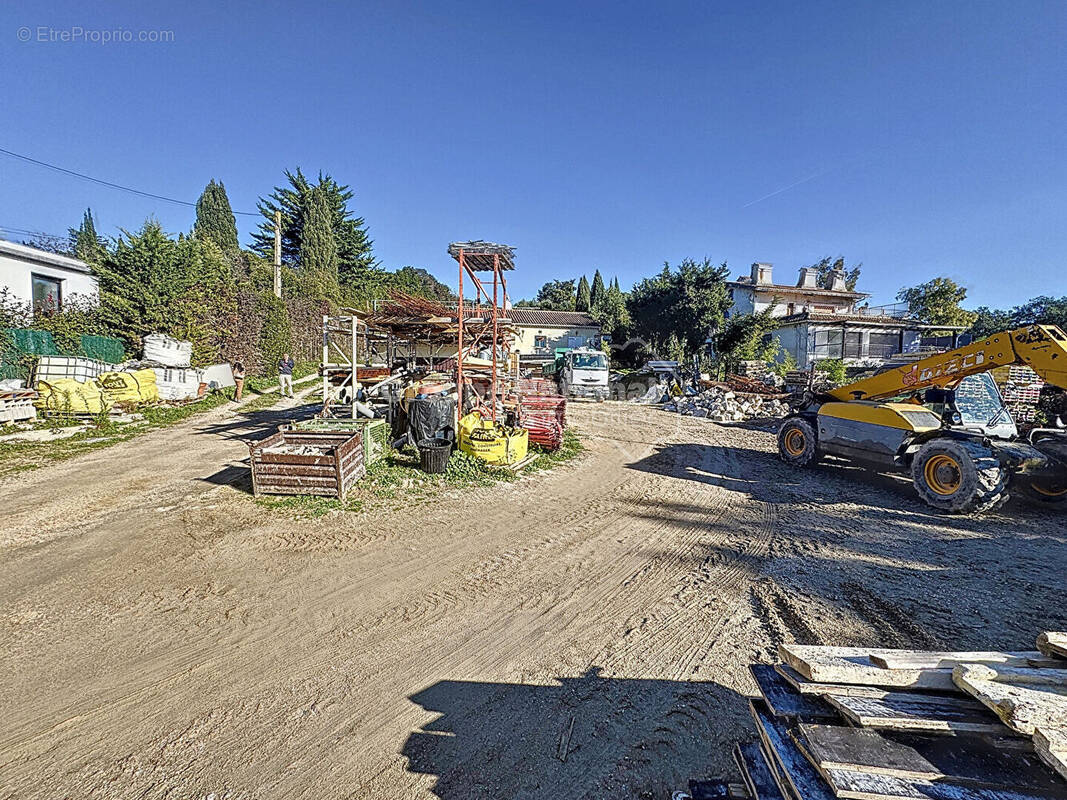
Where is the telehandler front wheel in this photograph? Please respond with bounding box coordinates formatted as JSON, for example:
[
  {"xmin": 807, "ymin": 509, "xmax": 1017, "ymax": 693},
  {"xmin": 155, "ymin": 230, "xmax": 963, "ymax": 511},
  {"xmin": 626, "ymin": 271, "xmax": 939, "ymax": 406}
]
[
  {"xmin": 911, "ymin": 439, "xmax": 1008, "ymax": 514},
  {"xmin": 778, "ymin": 418, "xmax": 820, "ymax": 467}
]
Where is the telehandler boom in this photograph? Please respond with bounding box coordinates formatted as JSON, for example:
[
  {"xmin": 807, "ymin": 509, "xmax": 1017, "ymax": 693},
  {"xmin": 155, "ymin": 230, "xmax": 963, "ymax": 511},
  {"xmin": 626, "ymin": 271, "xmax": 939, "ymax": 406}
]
[{"xmin": 777, "ymin": 325, "xmax": 1067, "ymax": 513}]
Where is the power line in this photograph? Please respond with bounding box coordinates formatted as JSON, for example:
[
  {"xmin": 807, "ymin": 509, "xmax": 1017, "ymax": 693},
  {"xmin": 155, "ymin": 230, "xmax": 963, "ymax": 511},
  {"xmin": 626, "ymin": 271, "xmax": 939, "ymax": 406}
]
[
  {"xmin": 0, "ymin": 146, "xmax": 261, "ymax": 216},
  {"xmin": 0, "ymin": 224, "xmax": 68, "ymax": 240}
]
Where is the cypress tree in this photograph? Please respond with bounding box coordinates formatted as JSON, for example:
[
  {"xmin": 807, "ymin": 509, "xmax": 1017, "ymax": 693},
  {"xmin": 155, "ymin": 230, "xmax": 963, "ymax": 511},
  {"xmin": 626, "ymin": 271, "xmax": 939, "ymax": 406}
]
[
  {"xmin": 68, "ymin": 208, "xmax": 106, "ymax": 263},
  {"xmin": 299, "ymin": 186, "xmax": 340, "ymax": 298},
  {"xmin": 590, "ymin": 269, "xmax": 606, "ymax": 310},
  {"xmin": 194, "ymin": 180, "xmax": 239, "ymax": 252},
  {"xmin": 576, "ymin": 275, "xmax": 591, "ymax": 312}
]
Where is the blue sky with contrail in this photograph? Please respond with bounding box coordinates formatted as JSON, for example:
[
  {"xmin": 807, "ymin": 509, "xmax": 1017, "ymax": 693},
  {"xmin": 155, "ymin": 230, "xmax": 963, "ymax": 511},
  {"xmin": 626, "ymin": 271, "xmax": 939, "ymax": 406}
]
[{"xmin": 1, "ymin": 0, "xmax": 1064, "ymax": 307}]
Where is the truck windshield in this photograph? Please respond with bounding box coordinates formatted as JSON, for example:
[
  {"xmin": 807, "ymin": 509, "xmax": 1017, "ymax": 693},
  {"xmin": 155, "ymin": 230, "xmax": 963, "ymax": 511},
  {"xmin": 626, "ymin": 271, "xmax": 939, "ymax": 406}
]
[{"xmin": 573, "ymin": 353, "xmax": 607, "ymax": 369}]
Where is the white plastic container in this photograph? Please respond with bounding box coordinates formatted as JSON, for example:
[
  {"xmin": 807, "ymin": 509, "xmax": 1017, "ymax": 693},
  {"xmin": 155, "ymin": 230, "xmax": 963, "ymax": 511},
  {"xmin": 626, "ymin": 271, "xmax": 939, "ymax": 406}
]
[{"xmin": 142, "ymin": 334, "xmax": 193, "ymax": 368}]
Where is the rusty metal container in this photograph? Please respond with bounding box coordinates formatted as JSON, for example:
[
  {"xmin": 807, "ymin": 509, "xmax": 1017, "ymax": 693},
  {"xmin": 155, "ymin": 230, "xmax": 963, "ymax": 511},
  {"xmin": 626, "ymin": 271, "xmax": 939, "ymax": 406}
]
[{"xmin": 248, "ymin": 429, "xmax": 364, "ymax": 499}]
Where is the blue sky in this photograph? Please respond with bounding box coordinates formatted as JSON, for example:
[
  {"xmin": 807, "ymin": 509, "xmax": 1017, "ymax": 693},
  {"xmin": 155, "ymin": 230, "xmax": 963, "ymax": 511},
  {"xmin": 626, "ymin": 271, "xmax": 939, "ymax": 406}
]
[{"xmin": 1, "ymin": 0, "xmax": 1064, "ymax": 308}]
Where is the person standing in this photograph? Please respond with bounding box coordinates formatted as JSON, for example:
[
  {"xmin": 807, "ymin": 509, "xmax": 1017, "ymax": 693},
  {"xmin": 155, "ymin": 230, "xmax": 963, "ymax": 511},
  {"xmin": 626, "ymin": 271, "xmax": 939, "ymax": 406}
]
[
  {"xmin": 278, "ymin": 352, "xmax": 295, "ymax": 397},
  {"xmin": 231, "ymin": 360, "xmax": 246, "ymax": 402}
]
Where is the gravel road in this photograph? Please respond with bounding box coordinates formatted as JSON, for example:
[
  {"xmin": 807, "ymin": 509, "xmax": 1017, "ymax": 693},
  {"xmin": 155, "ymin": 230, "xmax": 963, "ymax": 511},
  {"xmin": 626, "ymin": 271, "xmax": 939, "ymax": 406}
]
[{"xmin": 1, "ymin": 399, "xmax": 1064, "ymax": 799}]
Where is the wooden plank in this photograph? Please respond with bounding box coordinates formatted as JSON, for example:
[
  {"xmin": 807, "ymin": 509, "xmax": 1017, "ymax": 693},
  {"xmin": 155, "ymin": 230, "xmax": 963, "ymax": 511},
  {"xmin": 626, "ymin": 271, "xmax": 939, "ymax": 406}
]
[
  {"xmin": 954, "ymin": 663, "xmax": 1067, "ymax": 735},
  {"xmin": 793, "ymin": 724, "xmax": 1064, "ymax": 791},
  {"xmin": 750, "ymin": 665, "xmax": 840, "ymax": 721},
  {"xmin": 1035, "ymin": 727, "xmax": 1067, "ymax": 782},
  {"xmin": 750, "ymin": 699, "xmax": 836, "ymax": 800},
  {"xmin": 822, "ymin": 766, "xmax": 1065, "ymax": 800},
  {"xmin": 1039, "ymin": 633, "xmax": 1067, "ymax": 661},
  {"xmin": 824, "ymin": 691, "xmax": 1005, "ymax": 734},
  {"xmin": 778, "ymin": 644, "xmax": 956, "ymax": 691},
  {"xmin": 870, "ymin": 650, "xmax": 1061, "ymax": 671},
  {"xmin": 734, "ymin": 741, "xmax": 786, "ymax": 800},
  {"xmin": 952, "ymin": 664, "xmax": 1067, "ymax": 687},
  {"xmin": 775, "ymin": 663, "xmax": 889, "ymax": 698}
]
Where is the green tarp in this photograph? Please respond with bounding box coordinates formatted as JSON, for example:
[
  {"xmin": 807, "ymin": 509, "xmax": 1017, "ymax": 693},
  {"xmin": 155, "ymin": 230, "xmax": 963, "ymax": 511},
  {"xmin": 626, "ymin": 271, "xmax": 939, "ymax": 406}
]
[
  {"xmin": 0, "ymin": 328, "xmax": 125, "ymax": 381},
  {"xmin": 80, "ymin": 334, "xmax": 125, "ymax": 364},
  {"xmin": 8, "ymin": 328, "xmax": 58, "ymax": 356}
]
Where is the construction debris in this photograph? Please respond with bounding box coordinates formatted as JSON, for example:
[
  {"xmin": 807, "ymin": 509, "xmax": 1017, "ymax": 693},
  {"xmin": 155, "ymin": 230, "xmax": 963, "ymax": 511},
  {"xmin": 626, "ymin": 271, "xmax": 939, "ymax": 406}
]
[
  {"xmin": 447, "ymin": 240, "xmax": 516, "ymax": 271},
  {"xmin": 142, "ymin": 333, "xmax": 193, "ymax": 368},
  {"xmin": 0, "ymin": 386, "xmax": 37, "ymax": 424},
  {"xmin": 683, "ymin": 634, "xmax": 1067, "ymax": 799},
  {"xmin": 664, "ymin": 386, "xmax": 791, "ymax": 422}
]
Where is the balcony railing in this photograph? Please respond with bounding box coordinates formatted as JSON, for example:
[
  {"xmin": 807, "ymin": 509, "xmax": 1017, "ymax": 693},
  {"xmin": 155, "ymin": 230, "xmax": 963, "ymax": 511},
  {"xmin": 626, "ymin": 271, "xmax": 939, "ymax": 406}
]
[{"xmin": 852, "ymin": 302, "xmax": 913, "ymax": 319}]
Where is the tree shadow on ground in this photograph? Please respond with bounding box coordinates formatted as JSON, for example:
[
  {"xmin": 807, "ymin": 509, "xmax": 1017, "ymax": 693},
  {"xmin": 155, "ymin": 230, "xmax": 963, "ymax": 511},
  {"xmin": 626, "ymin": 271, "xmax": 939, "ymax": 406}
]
[
  {"xmin": 196, "ymin": 403, "xmax": 320, "ymax": 493},
  {"xmin": 621, "ymin": 442, "xmax": 1067, "ymax": 650},
  {"xmin": 626, "ymin": 441, "xmax": 1063, "ymax": 522},
  {"xmin": 402, "ymin": 669, "xmax": 749, "ymax": 800},
  {"xmin": 194, "ymin": 401, "xmax": 319, "ymax": 442}
]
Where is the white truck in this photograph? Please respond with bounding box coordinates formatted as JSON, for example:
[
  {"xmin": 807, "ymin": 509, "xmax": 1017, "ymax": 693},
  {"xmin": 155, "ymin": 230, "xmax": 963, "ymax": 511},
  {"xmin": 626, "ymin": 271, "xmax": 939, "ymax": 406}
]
[{"xmin": 545, "ymin": 347, "xmax": 609, "ymax": 401}]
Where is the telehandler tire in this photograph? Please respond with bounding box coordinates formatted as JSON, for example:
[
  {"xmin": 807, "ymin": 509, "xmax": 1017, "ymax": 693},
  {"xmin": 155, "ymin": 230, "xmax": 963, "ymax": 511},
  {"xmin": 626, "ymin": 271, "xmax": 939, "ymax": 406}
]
[
  {"xmin": 911, "ymin": 439, "xmax": 1008, "ymax": 514},
  {"xmin": 778, "ymin": 418, "xmax": 820, "ymax": 467},
  {"xmin": 1022, "ymin": 478, "xmax": 1067, "ymax": 505}
]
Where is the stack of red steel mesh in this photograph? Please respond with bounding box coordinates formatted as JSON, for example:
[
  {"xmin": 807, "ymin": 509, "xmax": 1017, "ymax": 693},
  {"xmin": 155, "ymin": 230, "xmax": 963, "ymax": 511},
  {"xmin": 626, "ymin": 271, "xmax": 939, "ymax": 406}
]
[
  {"xmin": 516, "ymin": 377, "xmax": 560, "ymax": 396},
  {"xmin": 518, "ymin": 394, "xmax": 567, "ymax": 451}
]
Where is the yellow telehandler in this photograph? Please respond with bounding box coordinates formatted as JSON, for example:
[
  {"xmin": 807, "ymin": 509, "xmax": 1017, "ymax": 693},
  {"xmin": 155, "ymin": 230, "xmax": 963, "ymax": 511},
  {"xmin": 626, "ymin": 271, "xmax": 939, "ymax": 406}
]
[{"xmin": 778, "ymin": 325, "xmax": 1067, "ymax": 513}]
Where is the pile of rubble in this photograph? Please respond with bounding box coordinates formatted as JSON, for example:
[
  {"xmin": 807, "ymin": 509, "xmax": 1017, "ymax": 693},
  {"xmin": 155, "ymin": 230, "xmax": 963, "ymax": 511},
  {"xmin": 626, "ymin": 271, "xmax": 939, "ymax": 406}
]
[{"xmin": 664, "ymin": 385, "xmax": 791, "ymax": 422}]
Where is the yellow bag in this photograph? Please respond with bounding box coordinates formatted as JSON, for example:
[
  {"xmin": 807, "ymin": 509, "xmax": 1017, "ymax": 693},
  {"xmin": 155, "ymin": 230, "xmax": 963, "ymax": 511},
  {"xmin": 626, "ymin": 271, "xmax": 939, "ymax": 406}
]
[
  {"xmin": 98, "ymin": 370, "xmax": 160, "ymax": 405},
  {"xmin": 35, "ymin": 378, "xmax": 107, "ymax": 414},
  {"xmin": 458, "ymin": 411, "xmax": 529, "ymax": 465}
]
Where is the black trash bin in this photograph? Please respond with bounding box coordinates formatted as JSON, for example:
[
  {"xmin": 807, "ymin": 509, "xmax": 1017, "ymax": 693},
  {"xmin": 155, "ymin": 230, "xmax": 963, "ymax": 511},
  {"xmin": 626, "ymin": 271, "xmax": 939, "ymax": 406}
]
[{"xmin": 417, "ymin": 438, "xmax": 452, "ymax": 474}]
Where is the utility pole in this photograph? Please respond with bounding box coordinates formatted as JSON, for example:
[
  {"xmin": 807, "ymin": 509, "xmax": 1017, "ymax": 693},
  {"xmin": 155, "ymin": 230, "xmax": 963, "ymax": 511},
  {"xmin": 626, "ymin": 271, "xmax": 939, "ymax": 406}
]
[{"xmin": 273, "ymin": 210, "xmax": 282, "ymax": 299}]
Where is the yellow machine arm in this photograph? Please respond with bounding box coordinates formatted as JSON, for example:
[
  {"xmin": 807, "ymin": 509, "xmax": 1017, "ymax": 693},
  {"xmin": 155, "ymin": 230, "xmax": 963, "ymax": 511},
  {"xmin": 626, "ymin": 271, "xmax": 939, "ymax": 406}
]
[{"xmin": 827, "ymin": 325, "xmax": 1067, "ymax": 402}]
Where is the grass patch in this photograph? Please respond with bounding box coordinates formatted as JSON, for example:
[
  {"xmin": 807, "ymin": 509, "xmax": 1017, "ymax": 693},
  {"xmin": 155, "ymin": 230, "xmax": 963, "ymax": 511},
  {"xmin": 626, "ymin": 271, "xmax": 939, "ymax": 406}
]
[
  {"xmin": 256, "ymin": 427, "xmax": 586, "ymax": 518},
  {"xmin": 0, "ymin": 425, "xmax": 147, "ymax": 477},
  {"xmin": 0, "ymin": 362, "xmax": 318, "ymax": 478},
  {"xmin": 528, "ymin": 427, "xmax": 584, "ymax": 470}
]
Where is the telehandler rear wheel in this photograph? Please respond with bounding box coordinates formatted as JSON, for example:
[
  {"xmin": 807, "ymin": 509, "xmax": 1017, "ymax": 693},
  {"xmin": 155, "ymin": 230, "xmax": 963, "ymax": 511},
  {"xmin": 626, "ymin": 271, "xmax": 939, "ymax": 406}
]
[
  {"xmin": 778, "ymin": 418, "xmax": 819, "ymax": 467},
  {"xmin": 911, "ymin": 439, "xmax": 1008, "ymax": 514}
]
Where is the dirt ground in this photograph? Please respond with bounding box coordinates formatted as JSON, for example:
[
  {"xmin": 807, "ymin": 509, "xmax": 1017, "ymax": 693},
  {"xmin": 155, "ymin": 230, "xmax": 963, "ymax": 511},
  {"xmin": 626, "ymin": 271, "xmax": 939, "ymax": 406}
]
[{"xmin": 1, "ymin": 398, "xmax": 1065, "ymax": 799}]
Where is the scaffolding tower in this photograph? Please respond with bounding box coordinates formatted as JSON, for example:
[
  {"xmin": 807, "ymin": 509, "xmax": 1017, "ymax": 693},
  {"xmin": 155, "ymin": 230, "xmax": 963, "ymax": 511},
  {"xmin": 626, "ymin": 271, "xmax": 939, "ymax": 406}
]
[{"xmin": 449, "ymin": 241, "xmax": 515, "ymax": 420}]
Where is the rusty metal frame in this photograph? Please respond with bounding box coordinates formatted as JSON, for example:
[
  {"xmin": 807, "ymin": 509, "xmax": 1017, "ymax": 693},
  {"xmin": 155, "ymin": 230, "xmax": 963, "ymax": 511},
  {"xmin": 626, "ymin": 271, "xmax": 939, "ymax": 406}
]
[{"xmin": 454, "ymin": 245, "xmax": 512, "ymax": 420}]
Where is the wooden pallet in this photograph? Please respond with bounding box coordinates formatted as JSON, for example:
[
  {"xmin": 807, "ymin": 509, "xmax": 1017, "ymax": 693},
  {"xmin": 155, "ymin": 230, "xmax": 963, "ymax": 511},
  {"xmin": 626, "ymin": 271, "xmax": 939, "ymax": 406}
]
[{"xmin": 684, "ymin": 636, "xmax": 1067, "ymax": 799}]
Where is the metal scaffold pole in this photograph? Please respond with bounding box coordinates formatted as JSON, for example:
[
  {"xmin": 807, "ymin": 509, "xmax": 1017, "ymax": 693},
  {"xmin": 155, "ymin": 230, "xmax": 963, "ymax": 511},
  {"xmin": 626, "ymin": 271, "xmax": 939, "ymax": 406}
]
[{"xmin": 457, "ymin": 248, "xmax": 465, "ymax": 416}]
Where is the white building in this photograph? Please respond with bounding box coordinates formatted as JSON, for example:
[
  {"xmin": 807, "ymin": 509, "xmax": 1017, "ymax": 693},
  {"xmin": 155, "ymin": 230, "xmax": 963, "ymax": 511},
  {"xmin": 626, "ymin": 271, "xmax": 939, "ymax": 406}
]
[
  {"xmin": 727, "ymin": 262, "xmax": 960, "ymax": 368},
  {"xmin": 0, "ymin": 240, "xmax": 98, "ymax": 313},
  {"xmin": 509, "ymin": 308, "xmax": 601, "ymax": 366}
]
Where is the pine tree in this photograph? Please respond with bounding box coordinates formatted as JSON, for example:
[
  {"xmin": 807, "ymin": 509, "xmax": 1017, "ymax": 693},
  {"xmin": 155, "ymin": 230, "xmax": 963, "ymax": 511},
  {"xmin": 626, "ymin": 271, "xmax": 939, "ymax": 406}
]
[
  {"xmin": 590, "ymin": 270, "xmax": 606, "ymax": 310},
  {"xmin": 251, "ymin": 168, "xmax": 376, "ymax": 285},
  {"xmin": 68, "ymin": 209, "xmax": 106, "ymax": 263},
  {"xmin": 576, "ymin": 275, "xmax": 591, "ymax": 312},
  {"xmin": 612, "ymin": 276, "xmax": 620, "ymax": 292},
  {"xmin": 299, "ymin": 186, "xmax": 340, "ymax": 299},
  {"xmin": 194, "ymin": 180, "xmax": 239, "ymax": 252}
]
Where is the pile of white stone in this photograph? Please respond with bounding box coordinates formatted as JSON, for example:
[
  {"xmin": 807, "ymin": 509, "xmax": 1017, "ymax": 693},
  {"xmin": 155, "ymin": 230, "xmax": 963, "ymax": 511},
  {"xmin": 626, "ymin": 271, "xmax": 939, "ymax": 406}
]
[{"xmin": 663, "ymin": 386, "xmax": 791, "ymax": 422}]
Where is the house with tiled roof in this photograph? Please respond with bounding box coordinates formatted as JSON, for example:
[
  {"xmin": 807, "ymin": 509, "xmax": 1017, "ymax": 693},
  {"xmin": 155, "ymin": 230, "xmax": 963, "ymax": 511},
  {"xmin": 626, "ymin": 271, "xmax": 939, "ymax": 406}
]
[
  {"xmin": 509, "ymin": 307, "xmax": 601, "ymax": 366},
  {"xmin": 727, "ymin": 262, "xmax": 965, "ymax": 368}
]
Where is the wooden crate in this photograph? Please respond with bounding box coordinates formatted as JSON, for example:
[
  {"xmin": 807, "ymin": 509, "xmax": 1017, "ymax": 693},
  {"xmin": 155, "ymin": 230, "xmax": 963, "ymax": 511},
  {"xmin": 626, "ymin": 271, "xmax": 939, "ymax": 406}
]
[
  {"xmin": 249, "ymin": 430, "xmax": 364, "ymax": 500},
  {"xmin": 281, "ymin": 418, "xmax": 389, "ymax": 465}
]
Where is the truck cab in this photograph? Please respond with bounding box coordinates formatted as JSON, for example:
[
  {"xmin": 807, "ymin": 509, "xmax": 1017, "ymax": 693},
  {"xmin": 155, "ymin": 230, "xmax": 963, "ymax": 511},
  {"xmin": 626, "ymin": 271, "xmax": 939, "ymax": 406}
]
[{"xmin": 545, "ymin": 347, "xmax": 609, "ymax": 401}]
